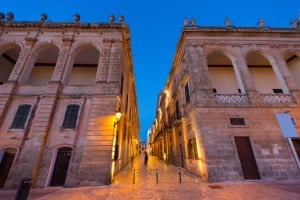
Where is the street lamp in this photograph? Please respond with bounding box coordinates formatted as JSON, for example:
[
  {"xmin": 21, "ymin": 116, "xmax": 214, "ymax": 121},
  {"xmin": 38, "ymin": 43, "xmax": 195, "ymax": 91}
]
[
  {"xmin": 113, "ymin": 109, "xmax": 121, "ymax": 161},
  {"xmin": 115, "ymin": 109, "xmax": 121, "ymax": 122}
]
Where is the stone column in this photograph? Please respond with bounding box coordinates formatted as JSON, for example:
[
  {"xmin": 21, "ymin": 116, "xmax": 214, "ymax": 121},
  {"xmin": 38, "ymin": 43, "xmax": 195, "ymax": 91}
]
[
  {"xmin": 51, "ymin": 39, "xmax": 73, "ymax": 83},
  {"xmin": 0, "ymin": 41, "xmax": 34, "ymax": 128},
  {"xmin": 107, "ymin": 40, "xmax": 122, "ymax": 83},
  {"xmin": 95, "ymin": 39, "xmax": 111, "ymax": 83},
  {"xmin": 231, "ymin": 47, "xmax": 262, "ymax": 105},
  {"xmin": 10, "ymin": 94, "xmax": 59, "ymax": 187},
  {"xmin": 185, "ymin": 44, "xmax": 214, "ymax": 106},
  {"xmin": 77, "ymin": 97, "xmax": 117, "ymax": 186}
]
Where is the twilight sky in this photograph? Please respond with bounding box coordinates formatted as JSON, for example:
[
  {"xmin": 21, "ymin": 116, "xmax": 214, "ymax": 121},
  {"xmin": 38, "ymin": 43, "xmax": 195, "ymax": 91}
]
[{"xmin": 1, "ymin": 0, "xmax": 299, "ymax": 141}]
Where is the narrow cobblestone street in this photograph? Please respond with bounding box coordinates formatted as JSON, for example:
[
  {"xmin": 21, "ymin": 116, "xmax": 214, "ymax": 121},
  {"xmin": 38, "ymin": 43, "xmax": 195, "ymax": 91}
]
[{"xmin": 1, "ymin": 155, "xmax": 300, "ymax": 200}]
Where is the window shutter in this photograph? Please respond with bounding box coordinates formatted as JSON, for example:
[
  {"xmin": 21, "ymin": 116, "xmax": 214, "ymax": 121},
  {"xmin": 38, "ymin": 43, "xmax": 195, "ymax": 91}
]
[
  {"xmin": 11, "ymin": 104, "xmax": 31, "ymax": 129},
  {"xmin": 62, "ymin": 104, "xmax": 80, "ymax": 129}
]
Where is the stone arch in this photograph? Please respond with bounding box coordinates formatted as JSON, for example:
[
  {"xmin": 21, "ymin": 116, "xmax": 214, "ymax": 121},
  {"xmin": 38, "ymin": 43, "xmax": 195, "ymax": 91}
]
[
  {"xmin": 206, "ymin": 48, "xmax": 241, "ymax": 94},
  {"xmin": 246, "ymin": 50, "xmax": 287, "ymax": 94},
  {"xmin": 0, "ymin": 42, "xmax": 22, "ymax": 84},
  {"xmin": 65, "ymin": 43, "xmax": 100, "ymax": 85},
  {"xmin": 283, "ymin": 49, "xmax": 300, "ymax": 90},
  {"xmin": 19, "ymin": 43, "xmax": 60, "ymax": 85}
]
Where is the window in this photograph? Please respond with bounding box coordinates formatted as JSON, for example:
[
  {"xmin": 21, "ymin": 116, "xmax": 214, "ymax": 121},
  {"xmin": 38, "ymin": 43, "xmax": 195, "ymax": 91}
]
[
  {"xmin": 238, "ymin": 89, "xmax": 241, "ymax": 93},
  {"xmin": 212, "ymin": 88, "xmax": 217, "ymax": 93},
  {"xmin": 273, "ymin": 88, "xmax": 283, "ymax": 94},
  {"xmin": 10, "ymin": 104, "xmax": 31, "ymax": 129},
  {"xmin": 185, "ymin": 83, "xmax": 191, "ymax": 103},
  {"xmin": 188, "ymin": 138, "xmax": 199, "ymax": 159},
  {"xmin": 229, "ymin": 117, "xmax": 246, "ymax": 126},
  {"xmin": 62, "ymin": 104, "xmax": 80, "ymax": 129}
]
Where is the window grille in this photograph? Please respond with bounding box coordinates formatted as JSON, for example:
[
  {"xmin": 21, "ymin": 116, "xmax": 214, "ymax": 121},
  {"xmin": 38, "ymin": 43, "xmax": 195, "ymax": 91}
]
[{"xmin": 229, "ymin": 118, "xmax": 246, "ymax": 126}]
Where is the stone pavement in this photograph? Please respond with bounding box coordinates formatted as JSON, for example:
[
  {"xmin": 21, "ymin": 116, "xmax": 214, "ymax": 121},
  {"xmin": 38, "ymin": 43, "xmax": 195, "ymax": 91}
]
[{"xmin": 1, "ymin": 155, "xmax": 300, "ymax": 200}]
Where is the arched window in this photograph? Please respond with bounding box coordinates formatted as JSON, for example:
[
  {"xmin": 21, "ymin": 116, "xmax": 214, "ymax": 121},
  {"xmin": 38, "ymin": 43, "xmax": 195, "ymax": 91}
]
[
  {"xmin": 27, "ymin": 45, "xmax": 59, "ymax": 86},
  {"xmin": 67, "ymin": 46, "xmax": 99, "ymax": 85},
  {"xmin": 247, "ymin": 52, "xmax": 281, "ymax": 94},
  {"xmin": 207, "ymin": 52, "xmax": 240, "ymax": 94}
]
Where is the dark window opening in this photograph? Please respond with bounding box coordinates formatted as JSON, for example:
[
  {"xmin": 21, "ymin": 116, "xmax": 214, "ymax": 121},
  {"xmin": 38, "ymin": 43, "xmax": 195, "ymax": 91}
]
[
  {"xmin": 272, "ymin": 89, "xmax": 283, "ymax": 94},
  {"xmin": 188, "ymin": 138, "xmax": 199, "ymax": 159},
  {"xmin": 229, "ymin": 117, "xmax": 246, "ymax": 126},
  {"xmin": 10, "ymin": 104, "xmax": 31, "ymax": 129},
  {"xmin": 185, "ymin": 83, "xmax": 191, "ymax": 103},
  {"xmin": 120, "ymin": 74, "xmax": 124, "ymax": 97},
  {"xmin": 213, "ymin": 88, "xmax": 217, "ymax": 93},
  {"xmin": 62, "ymin": 104, "xmax": 80, "ymax": 129},
  {"xmin": 238, "ymin": 89, "xmax": 241, "ymax": 93}
]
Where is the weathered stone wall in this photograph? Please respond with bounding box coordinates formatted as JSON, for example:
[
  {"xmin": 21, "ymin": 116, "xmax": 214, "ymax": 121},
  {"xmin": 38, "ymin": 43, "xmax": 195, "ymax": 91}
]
[{"xmin": 0, "ymin": 21, "xmax": 139, "ymax": 189}]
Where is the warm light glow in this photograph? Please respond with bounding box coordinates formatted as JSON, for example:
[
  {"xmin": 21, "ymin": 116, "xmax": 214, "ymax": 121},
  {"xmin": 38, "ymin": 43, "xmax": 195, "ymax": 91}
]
[
  {"xmin": 111, "ymin": 161, "xmax": 116, "ymax": 180},
  {"xmin": 116, "ymin": 110, "xmax": 121, "ymax": 121}
]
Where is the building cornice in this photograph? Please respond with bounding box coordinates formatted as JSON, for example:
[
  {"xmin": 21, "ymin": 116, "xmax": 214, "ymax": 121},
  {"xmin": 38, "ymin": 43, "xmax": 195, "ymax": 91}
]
[{"xmin": 0, "ymin": 21, "xmax": 128, "ymax": 30}]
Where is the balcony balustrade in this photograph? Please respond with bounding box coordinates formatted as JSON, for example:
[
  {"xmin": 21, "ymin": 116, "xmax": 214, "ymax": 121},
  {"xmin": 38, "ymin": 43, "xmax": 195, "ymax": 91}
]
[
  {"xmin": 215, "ymin": 93, "xmax": 250, "ymax": 105},
  {"xmin": 261, "ymin": 93, "xmax": 292, "ymax": 104}
]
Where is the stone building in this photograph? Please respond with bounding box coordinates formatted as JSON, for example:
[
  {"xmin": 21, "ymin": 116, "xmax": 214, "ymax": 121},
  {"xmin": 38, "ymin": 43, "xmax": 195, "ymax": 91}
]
[
  {"xmin": 149, "ymin": 18, "xmax": 300, "ymax": 182},
  {"xmin": 0, "ymin": 14, "xmax": 139, "ymax": 188}
]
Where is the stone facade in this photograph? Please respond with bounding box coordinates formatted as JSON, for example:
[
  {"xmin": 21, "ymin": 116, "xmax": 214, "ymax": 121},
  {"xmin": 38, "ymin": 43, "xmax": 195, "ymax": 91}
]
[
  {"xmin": 149, "ymin": 23, "xmax": 300, "ymax": 182},
  {"xmin": 0, "ymin": 19, "xmax": 139, "ymax": 188}
]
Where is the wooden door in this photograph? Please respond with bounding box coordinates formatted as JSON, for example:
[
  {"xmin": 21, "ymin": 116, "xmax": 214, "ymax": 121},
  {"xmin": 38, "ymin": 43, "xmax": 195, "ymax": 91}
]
[
  {"xmin": 50, "ymin": 147, "xmax": 72, "ymax": 186},
  {"xmin": 234, "ymin": 137, "xmax": 260, "ymax": 180},
  {"xmin": 0, "ymin": 148, "xmax": 16, "ymax": 188}
]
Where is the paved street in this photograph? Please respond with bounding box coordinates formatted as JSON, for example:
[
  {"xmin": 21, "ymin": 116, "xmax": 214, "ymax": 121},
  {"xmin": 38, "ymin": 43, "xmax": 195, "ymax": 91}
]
[{"xmin": 1, "ymin": 155, "xmax": 300, "ymax": 200}]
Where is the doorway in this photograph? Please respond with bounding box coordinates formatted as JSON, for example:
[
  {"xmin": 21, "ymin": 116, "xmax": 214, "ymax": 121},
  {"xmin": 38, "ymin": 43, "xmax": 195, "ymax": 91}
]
[
  {"xmin": 234, "ymin": 137, "xmax": 260, "ymax": 180},
  {"xmin": 292, "ymin": 138, "xmax": 300, "ymax": 160},
  {"xmin": 179, "ymin": 144, "xmax": 184, "ymax": 168},
  {"xmin": 50, "ymin": 147, "xmax": 72, "ymax": 186},
  {"xmin": 0, "ymin": 148, "xmax": 17, "ymax": 188}
]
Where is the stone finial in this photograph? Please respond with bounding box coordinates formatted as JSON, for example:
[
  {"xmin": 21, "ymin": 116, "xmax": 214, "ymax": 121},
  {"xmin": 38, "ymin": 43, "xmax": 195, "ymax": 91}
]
[
  {"xmin": 190, "ymin": 18, "xmax": 196, "ymax": 25},
  {"xmin": 40, "ymin": 13, "xmax": 47, "ymax": 22},
  {"xmin": 6, "ymin": 12, "xmax": 14, "ymax": 21},
  {"xmin": 290, "ymin": 19, "xmax": 297, "ymax": 28},
  {"xmin": 257, "ymin": 18, "xmax": 265, "ymax": 27},
  {"xmin": 109, "ymin": 14, "xmax": 115, "ymax": 22},
  {"xmin": 224, "ymin": 17, "xmax": 230, "ymax": 26},
  {"xmin": 183, "ymin": 17, "xmax": 188, "ymax": 26},
  {"xmin": 0, "ymin": 12, "xmax": 4, "ymax": 21},
  {"xmin": 118, "ymin": 15, "xmax": 124, "ymax": 23},
  {"xmin": 290, "ymin": 15, "xmax": 300, "ymax": 28},
  {"xmin": 73, "ymin": 13, "xmax": 80, "ymax": 23}
]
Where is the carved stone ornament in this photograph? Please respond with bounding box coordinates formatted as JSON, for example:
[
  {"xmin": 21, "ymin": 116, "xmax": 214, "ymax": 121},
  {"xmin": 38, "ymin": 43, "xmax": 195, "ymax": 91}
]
[{"xmin": 25, "ymin": 37, "xmax": 37, "ymax": 44}]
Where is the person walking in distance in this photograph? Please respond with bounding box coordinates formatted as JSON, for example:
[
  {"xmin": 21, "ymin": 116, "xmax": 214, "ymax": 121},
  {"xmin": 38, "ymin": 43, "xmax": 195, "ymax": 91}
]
[{"xmin": 144, "ymin": 151, "xmax": 148, "ymax": 165}]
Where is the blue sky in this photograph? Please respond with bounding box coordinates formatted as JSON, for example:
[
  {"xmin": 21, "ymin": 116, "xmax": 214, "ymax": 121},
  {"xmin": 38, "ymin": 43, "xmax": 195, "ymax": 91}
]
[{"xmin": 2, "ymin": 0, "xmax": 299, "ymax": 141}]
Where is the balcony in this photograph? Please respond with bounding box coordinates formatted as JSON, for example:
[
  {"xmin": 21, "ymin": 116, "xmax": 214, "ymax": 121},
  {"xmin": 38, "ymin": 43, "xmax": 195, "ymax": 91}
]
[
  {"xmin": 170, "ymin": 111, "xmax": 182, "ymax": 126},
  {"xmin": 163, "ymin": 122, "xmax": 172, "ymax": 131}
]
